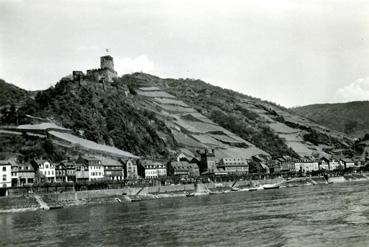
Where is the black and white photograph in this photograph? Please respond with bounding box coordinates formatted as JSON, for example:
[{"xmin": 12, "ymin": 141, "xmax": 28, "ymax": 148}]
[{"xmin": 1, "ymin": 0, "xmax": 369, "ymax": 246}]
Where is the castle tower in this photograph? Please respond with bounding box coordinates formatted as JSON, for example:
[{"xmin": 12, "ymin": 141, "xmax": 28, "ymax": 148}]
[{"xmin": 100, "ymin": 55, "xmax": 114, "ymax": 71}]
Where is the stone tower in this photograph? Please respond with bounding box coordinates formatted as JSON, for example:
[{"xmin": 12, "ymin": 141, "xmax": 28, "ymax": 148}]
[{"xmin": 100, "ymin": 55, "xmax": 114, "ymax": 71}]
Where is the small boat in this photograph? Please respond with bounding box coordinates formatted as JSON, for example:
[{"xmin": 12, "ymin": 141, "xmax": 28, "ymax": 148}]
[
  {"xmin": 49, "ymin": 206, "xmax": 63, "ymax": 210},
  {"xmin": 186, "ymin": 191, "xmax": 210, "ymax": 197},
  {"xmin": 231, "ymin": 187, "xmax": 240, "ymax": 192},
  {"xmin": 248, "ymin": 187, "xmax": 258, "ymax": 191},
  {"xmin": 186, "ymin": 193, "xmax": 195, "ymax": 197},
  {"xmin": 263, "ymin": 184, "xmax": 280, "ymax": 190}
]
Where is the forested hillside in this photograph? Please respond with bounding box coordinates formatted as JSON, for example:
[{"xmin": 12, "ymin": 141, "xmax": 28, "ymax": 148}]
[{"xmin": 292, "ymin": 102, "xmax": 369, "ymax": 138}]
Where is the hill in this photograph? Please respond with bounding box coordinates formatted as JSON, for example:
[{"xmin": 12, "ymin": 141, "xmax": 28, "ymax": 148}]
[
  {"xmin": 125, "ymin": 73, "xmax": 353, "ymax": 158},
  {"xmin": 0, "ymin": 74, "xmax": 354, "ymax": 160},
  {"xmin": 0, "ymin": 79, "xmax": 29, "ymax": 107},
  {"xmin": 291, "ymin": 102, "xmax": 369, "ymax": 138}
]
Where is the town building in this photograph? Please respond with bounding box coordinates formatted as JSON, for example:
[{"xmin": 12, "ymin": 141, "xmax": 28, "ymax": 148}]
[
  {"xmin": 17, "ymin": 163, "xmax": 35, "ymax": 186},
  {"xmin": 198, "ymin": 149, "xmax": 217, "ymax": 174},
  {"xmin": 251, "ymin": 155, "xmax": 270, "ymax": 174},
  {"xmin": 75, "ymin": 163, "xmax": 89, "ymax": 182},
  {"xmin": 55, "ymin": 163, "xmax": 67, "ymax": 182},
  {"xmin": 329, "ymin": 159, "xmax": 343, "ymax": 170},
  {"xmin": 55, "ymin": 161, "xmax": 76, "ymax": 183},
  {"xmin": 340, "ymin": 159, "xmax": 356, "ymax": 169},
  {"xmin": 319, "ymin": 157, "xmax": 330, "ymax": 171},
  {"xmin": 64, "ymin": 161, "xmax": 77, "ymax": 182},
  {"xmin": 138, "ymin": 160, "xmax": 167, "ymax": 179},
  {"xmin": 217, "ymin": 157, "xmax": 249, "ymax": 175},
  {"xmin": 294, "ymin": 160, "xmax": 319, "ymax": 173},
  {"xmin": 122, "ymin": 159, "xmax": 138, "ymax": 179},
  {"xmin": 10, "ymin": 160, "xmax": 19, "ymax": 187},
  {"xmin": 32, "ymin": 159, "xmax": 56, "ymax": 183},
  {"xmin": 0, "ymin": 160, "xmax": 12, "ymax": 188},
  {"xmin": 100, "ymin": 157, "xmax": 124, "ymax": 181},
  {"xmin": 77, "ymin": 156, "xmax": 104, "ymax": 181},
  {"xmin": 267, "ymin": 160, "xmax": 281, "ymax": 174},
  {"xmin": 167, "ymin": 161, "xmax": 200, "ymax": 178}
]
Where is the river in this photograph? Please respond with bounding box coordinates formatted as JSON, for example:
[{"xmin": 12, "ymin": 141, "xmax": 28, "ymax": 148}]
[{"xmin": 1, "ymin": 180, "xmax": 369, "ymax": 246}]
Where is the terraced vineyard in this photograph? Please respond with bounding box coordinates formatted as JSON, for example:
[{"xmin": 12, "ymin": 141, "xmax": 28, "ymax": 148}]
[{"xmin": 134, "ymin": 85, "xmax": 267, "ymax": 159}]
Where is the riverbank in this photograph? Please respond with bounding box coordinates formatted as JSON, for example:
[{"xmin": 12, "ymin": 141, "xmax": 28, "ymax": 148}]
[{"xmin": 1, "ymin": 174, "xmax": 368, "ymax": 213}]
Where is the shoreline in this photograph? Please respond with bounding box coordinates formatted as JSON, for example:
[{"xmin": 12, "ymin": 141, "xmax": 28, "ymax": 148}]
[{"xmin": 1, "ymin": 174, "xmax": 368, "ymax": 213}]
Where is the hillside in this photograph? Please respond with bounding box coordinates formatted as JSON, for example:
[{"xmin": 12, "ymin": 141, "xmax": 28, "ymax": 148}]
[
  {"xmin": 0, "ymin": 79, "xmax": 29, "ymax": 107},
  {"xmin": 120, "ymin": 73, "xmax": 353, "ymax": 158},
  {"xmin": 292, "ymin": 102, "xmax": 369, "ymax": 138},
  {"xmin": 0, "ymin": 74, "xmax": 354, "ymax": 160}
]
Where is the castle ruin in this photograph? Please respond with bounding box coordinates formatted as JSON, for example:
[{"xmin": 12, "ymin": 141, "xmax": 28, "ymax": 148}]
[{"xmin": 73, "ymin": 55, "xmax": 118, "ymax": 83}]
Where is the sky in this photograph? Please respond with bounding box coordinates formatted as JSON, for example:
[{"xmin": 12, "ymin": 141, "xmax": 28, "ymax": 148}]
[{"xmin": 0, "ymin": 0, "xmax": 369, "ymax": 107}]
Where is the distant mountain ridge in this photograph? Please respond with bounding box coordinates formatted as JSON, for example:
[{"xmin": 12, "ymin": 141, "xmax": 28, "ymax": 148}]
[{"xmin": 291, "ymin": 101, "xmax": 369, "ymax": 138}]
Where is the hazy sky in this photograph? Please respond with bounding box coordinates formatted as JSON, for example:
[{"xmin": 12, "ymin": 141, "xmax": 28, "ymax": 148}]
[{"xmin": 1, "ymin": 0, "xmax": 369, "ymax": 107}]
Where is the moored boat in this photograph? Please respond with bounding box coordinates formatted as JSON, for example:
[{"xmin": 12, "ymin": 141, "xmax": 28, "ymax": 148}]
[{"xmin": 262, "ymin": 184, "xmax": 280, "ymax": 190}]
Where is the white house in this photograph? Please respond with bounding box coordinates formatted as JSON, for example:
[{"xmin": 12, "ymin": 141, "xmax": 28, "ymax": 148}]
[
  {"xmin": 340, "ymin": 159, "xmax": 356, "ymax": 169},
  {"xmin": 294, "ymin": 160, "xmax": 319, "ymax": 173},
  {"xmin": 89, "ymin": 164, "xmax": 104, "ymax": 181},
  {"xmin": 329, "ymin": 159, "xmax": 342, "ymax": 170},
  {"xmin": 138, "ymin": 160, "xmax": 167, "ymax": 179},
  {"xmin": 33, "ymin": 160, "xmax": 56, "ymax": 182},
  {"xmin": 123, "ymin": 159, "xmax": 138, "ymax": 179},
  {"xmin": 77, "ymin": 156, "xmax": 104, "ymax": 181},
  {"xmin": 0, "ymin": 160, "xmax": 12, "ymax": 188}
]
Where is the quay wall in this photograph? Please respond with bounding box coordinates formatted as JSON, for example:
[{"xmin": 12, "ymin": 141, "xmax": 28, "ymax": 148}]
[
  {"xmin": 44, "ymin": 188, "xmax": 140, "ymax": 201},
  {"xmin": 43, "ymin": 184, "xmax": 195, "ymax": 202}
]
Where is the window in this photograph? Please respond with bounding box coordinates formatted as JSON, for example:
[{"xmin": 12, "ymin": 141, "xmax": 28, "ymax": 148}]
[
  {"xmin": 2, "ymin": 167, "xmax": 6, "ymax": 171},
  {"xmin": 2, "ymin": 175, "xmax": 6, "ymax": 181}
]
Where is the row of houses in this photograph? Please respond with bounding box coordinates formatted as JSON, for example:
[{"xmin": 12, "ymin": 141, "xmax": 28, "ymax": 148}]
[
  {"xmin": 196, "ymin": 149, "xmax": 361, "ymax": 175},
  {"xmin": 0, "ymin": 156, "xmax": 139, "ymax": 188},
  {"xmin": 0, "ymin": 150, "xmax": 362, "ymax": 189},
  {"xmin": 271, "ymin": 157, "xmax": 357, "ymax": 174}
]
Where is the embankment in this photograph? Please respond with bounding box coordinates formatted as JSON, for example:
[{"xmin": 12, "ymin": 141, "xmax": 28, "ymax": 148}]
[{"xmin": 1, "ymin": 174, "xmax": 368, "ymax": 213}]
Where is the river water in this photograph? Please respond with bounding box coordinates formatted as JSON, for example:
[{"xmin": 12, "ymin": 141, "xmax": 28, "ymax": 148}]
[{"xmin": 1, "ymin": 181, "xmax": 369, "ymax": 247}]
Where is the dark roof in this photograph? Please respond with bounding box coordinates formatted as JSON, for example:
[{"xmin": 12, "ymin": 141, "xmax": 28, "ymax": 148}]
[
  {"xmin": 140, "ymin": 160, "xmax": 166, "ymax": 169},
  {"xmin": 33, "ymin": 159, "xmax": 51, "ymax": 165},
  {"xmin": 170, "ymin": 161, "xmax": 198, "ymax": 170},
  {"xmin": 0, "ymin": 160, "xmax": 12, "ymax": 166}
]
